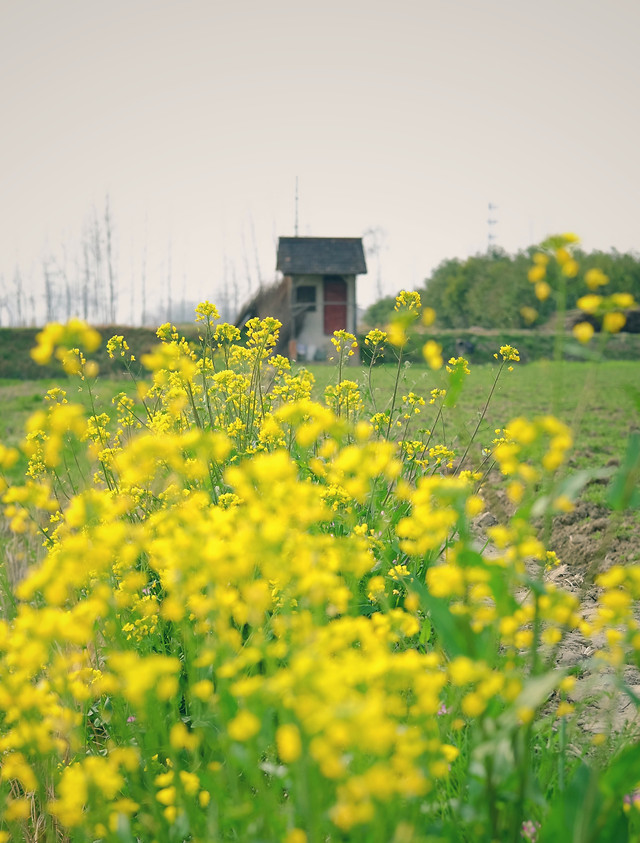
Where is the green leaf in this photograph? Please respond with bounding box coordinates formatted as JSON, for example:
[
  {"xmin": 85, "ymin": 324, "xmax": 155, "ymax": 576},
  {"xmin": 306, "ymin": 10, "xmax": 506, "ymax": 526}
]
[
  {"xmin": 538, "ymin": 763, "xmax": 603, "ymax": 843},
  {"xmin": 600, "ymin": 741, "xmax": 640, "ymax": 797},
  {"xmin": 625, "ymin": 386, "xmax": 640, "ymax": 414},
  {"xmin": 540, "ymin": 754, "xmax": 634, "ymax": 843},
  {"xmin": 487, "ymin": 567, "xmax": 519, "ymax": 616},
  {"xmin": 409, "ymin": 578, "xmax": 471, "ymax": 658},
  {"xmin": 531, "ymin": 469, "xmax": 613, "ymax": 518},
  {"xmin": 444, "ymin": 365, "xmax": 466, "ymax": 408},
  {"xmin": 516, "ymin": 671, "xmax": 563, "ymax": 711},
  {"xmin": 607, "ymin": 432, "xmax": 640, "ymax": 510}
]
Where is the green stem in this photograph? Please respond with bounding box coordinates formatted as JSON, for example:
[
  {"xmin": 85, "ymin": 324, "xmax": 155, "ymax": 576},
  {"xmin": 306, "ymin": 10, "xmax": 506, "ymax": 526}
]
[
  {"xmin": 385, "ymin": 345, "xmax": 404, "ymax": 440},
  {"xmin": 366, "ymin": 344, "xmax": 381, "ymax": 413},
  {"xmin": 552, "ymin": 271, "xmax": 568, "ymax": 413},
  {"xmin": 456, "ymin": 360, "xmax": 505, "ymax": 475}
]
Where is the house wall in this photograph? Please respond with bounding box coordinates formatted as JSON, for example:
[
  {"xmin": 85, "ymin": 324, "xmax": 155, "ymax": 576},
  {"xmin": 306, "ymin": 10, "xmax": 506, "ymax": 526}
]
[{"xmin": 289, "ymin": 274, "xmax": 357, "ymax": 361}]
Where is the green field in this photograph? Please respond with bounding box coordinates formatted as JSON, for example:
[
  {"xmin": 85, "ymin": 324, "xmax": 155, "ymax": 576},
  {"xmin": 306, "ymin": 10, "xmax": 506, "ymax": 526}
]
[
  {"xmin": 1, "ymin": 359, "xmax": 637, "ymax": 488},
  {"xmin": 308, "ymin": 359, "xmax": 640, "ymax": 482},
  {"xmin": 1, "ymin": 345, "xmax": 640, "ymax": 840}
]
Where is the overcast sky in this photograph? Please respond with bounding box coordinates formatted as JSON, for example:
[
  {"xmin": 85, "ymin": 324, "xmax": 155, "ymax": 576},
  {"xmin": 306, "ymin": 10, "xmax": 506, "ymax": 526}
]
[{"xmin": 1, "ymin": 0, "xmax": 639, "ymax": 322}]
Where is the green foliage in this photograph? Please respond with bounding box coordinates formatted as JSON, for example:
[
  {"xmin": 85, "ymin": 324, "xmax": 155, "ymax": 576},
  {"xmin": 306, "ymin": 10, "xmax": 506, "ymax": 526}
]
[
  {"xmin": 0, "ymin": 327, "xmax": 200, "ymax": 380},
  {"xmin": 358, "ymin": 328, "xmax": 640, "ymax": 365},
  {"xmin": 422, "ymin": 247, "xmax": 640, "ymax": 329},
  {"xmin": 362, "ymin": 295, "xmax": 397, "ymax": 328}
]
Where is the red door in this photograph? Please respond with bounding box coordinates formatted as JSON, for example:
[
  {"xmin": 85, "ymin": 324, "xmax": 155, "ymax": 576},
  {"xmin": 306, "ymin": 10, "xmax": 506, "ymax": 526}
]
[{"xmin": 323, "ymin": 276, "xmax": 347, "ymax": 335}]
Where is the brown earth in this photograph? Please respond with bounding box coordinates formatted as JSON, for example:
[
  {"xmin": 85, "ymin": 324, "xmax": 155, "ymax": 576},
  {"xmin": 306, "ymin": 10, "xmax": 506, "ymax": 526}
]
[{"xmin": 475, "ymin": 496, "xmax": 640, "ymax": 737}]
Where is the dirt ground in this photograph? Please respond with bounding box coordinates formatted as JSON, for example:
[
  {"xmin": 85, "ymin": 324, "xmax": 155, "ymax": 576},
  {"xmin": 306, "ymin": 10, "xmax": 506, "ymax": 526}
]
[
  {"xmin": 549, "ymin": 502, "xmax": 640, "ymax": 735},
  {"xmin": 476, "ymin": 496, "xmax": 640, "ymax": 738}
]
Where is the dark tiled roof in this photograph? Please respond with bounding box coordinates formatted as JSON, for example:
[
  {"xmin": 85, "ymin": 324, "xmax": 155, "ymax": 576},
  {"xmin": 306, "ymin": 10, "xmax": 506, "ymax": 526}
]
[{"xmin": 277, "ymin": 237, "xmax": 367, "ymax": 275}]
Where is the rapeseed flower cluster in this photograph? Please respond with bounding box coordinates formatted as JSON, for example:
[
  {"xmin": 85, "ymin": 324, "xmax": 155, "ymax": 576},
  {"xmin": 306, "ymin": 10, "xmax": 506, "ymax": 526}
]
[
  {"xmin": 526, "ymin": 239, "xmax": 637, "ymax": 341},
  {"xmin": 0, "ymin": 286, "xmax": 638, "ymax": 841}
]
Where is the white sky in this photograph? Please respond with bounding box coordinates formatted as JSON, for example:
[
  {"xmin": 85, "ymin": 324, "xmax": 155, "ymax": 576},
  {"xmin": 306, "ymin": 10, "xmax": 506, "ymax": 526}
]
[{"xmin": 1, "ymin": 0, "xmax": 639, "ymax": 322}]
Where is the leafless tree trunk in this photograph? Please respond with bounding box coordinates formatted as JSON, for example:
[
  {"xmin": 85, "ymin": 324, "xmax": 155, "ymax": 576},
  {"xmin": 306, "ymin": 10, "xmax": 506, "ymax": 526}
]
[
  {"xmin": 91, "ymin": 209, "xmax": 104, "ymax": 322},
  {"xmin": 240, "ymin": 230, "xmax": 253, "ymax": 295},
  {"xmin": 166, "ymin": 243, "xmax": 173, "ymax": 322},
  {"xmin": 13, "ymin": 266, "xmax": 23, "ymax": 326},
  {"xmin": 363, "ymin": 227, "xmax": 386, "ymax": 300},
  {"xmin": 82, "ymin": 241, "xmax": 91, "ymax": 321},
  {"xmin": 105, "ymin": 196, "xmax": 116, "ymax": 323},
  {"xmin": 231, "ymin": 262, "xmax": 239, "ymax": 322},
  {"xmin": 140, "ymin": 239, "xmax": 147, "ymax": 326},
  {"xmin": 250, "ymin": 215, "xmax": 262, "ymax": 288},
  {"xmin": 180, "ymin": 272, "xmax": 187, "ymax": 322},
  {"xmin": 57, "ymin": 244, "xmax": 73, "ymax": 321},
  {"xmin": 43, "ymin": 260, "xmax": 56, "ymax": 323},
  {"xmin": 221, "ymin": 255, "xmax": 231, "ymax": 322},
  {"xmin": 28, "ymin": 292, "xmax": 36, "ymax": 326},
  {"xmin": 0, "ymin": 275, "xmax": 6, "ymax": 326},
  {"xmin": 129, "ymin": 254, "xmax": 136, "ymax": 326}
]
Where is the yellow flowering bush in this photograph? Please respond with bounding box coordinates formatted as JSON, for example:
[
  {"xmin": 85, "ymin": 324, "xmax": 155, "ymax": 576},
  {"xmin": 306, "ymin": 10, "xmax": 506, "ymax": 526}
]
[{"xmin": 0, "ymin": 266, "xmax": 639, "ymax": 841}]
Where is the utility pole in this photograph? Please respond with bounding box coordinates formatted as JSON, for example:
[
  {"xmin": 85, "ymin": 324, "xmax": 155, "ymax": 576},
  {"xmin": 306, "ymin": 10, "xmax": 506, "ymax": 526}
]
[
  {"xmin": 294, "ymin": 176, "xmax": 299, "ymax": 237},
  {"xmin": 488, "ymin": 203, "xmax": 498, "ymax": 253}
]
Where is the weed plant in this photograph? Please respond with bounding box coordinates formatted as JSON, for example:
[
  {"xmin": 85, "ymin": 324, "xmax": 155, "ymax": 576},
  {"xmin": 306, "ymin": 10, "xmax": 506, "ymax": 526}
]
[{"xmin": 0, "ymin": 238, "xmax": 638, "ymax": 842}]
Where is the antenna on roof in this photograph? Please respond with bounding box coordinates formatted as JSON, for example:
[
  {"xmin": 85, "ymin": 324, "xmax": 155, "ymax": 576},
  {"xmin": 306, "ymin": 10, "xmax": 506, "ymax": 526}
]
[{"xmin": 294, "ymin": 177, "xmax": 299, "ymax": 237}]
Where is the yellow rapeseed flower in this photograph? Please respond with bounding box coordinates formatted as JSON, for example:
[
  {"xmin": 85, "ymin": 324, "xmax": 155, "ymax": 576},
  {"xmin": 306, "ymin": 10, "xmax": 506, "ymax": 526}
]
[
  {"xmin": 584, "ymin": 268, "xmax": 609, "ymax": 290},
  {"xmin": 577, "ymin": 294, "xmax": 602, "ymax": 314},
  {"xmin": 276, "ymin": 723, "xmax": 302, "ymax": 762},
  {"xmin": 603, "ymin": 312, "xmax": 626, "ymax": 333},
  {"xmin": 422, "ymin": 340, "xmax": 443, "ymax": 369},
  {"xmin": 561, "ymin": 259, "xmax": 579, "ymax": 278},
  {"xmin": 535, "ymin": 281, "xmax": 551, "ymax": 301},
  {"xmin": 422, "ymin": 306, "xmax": 436, "ymax": 326},
  {"xmin": 556, "ymin": 701, "xmax": 575, "ymax": 718},
  {"xmin": 228, "ymin": 710, "xmax": 261, "ymax": 741},
  {"xmin": 610, "ymin": 292, "xmax": 635, "ymax": 309},
  {"xmin": 572, "ymin": 321, "xmax": 594, "ymax": 344}
]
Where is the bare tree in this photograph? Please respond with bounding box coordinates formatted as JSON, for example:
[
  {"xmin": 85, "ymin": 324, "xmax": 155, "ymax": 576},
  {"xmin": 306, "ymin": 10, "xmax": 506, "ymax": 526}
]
[
  {"xmin": 57, "ymin": 243, "xmax": 73, "ymax": 321},
  {"xmin": 221, "ymin": 255, "xmax": 231, "ymax": 323},
  {"xmin": 82, "ymin": 240, "xmax": 91, "ymax": 321},
  {"xmin": 28, "ymin": 291, "xmax": 36, "ymax": 326},
  {"xmin": 240, "ymin": 229, "xmax": 254, "ymax": 295},
  {"xmin": 13, "ymin": 266, "xmax": 23, "ymax": 326},
  {"xmin": 140, "ymin": 221, "xmax": 148, "ymax": 326},
  {"xmin": 249, "ymin": 214, "xmax": 262, "ymax": 288},
  {"xmin": 104, "ymin": 195, "xmax": 117, "ymax": 323},
  {"xmin": 129, "ymin": 253, "xmax": 136, "ymax": 326},
  {"xmin": 43, "ymin": 259, "xmax": 56, "ymax": 323},
  {"xmin": 166, "ymin": 242, "xmax": 173, "ymax": 322},
  {"xmin": 0, "ymin": 274, "xmax": 7, "ymax": 326},
  {"xmin": 363, "ymin": 227, "xmax": 387, "ymax": 300},
  {"xmin": 90, "ymin": 208, "xmax": 105, "ymax": 322},
  {"xmin": 231, "ymin": 261, "xmax": 239, "ymax": 321},
  {"xmin": 180, "ymin": 272, "xmax": 187, "ymax": 323}
]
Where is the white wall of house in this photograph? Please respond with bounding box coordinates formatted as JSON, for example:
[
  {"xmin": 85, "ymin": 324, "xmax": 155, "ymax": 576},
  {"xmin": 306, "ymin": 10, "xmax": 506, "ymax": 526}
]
[{"xmin": 289, "ymin": 274, "xmax": 357, "ymax": 361}]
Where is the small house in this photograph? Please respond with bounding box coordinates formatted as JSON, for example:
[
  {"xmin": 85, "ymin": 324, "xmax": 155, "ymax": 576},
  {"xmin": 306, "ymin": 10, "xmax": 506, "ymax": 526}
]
[{"xmin": 276, "ymin": 236, "xmax": 367, "ymax": 361}]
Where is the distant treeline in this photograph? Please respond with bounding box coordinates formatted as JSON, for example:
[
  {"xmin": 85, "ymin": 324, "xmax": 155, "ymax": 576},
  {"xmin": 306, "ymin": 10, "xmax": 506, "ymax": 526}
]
[{"xmin": 365, "ymin": 248, "xmax": 640, "ymax": 330}]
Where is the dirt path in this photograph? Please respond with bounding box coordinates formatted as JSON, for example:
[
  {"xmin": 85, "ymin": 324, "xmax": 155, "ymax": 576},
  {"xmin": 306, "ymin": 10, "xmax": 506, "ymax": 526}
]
[{"xmin": 476, "ymin": 499, "xmax": 640, "ymax": 737}]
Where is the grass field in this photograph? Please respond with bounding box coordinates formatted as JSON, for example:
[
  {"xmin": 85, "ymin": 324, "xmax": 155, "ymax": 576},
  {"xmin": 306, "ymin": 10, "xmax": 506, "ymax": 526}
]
[
  {"xmin": 1, "ymin": 359, "xmax": 637, "ymax": 490},
  {"xmin": 310, "ymin": 358, "xmax": 640, "ymax": 484}
]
